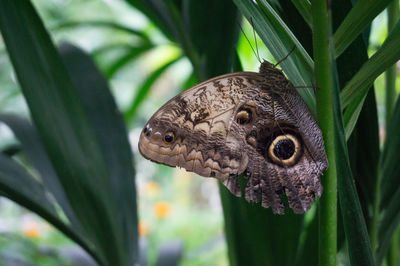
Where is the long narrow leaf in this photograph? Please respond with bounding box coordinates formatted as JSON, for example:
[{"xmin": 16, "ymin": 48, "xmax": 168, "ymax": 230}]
[
  {"xmin": 334, "ymin": 0, "xmax": 392, "ymax": 57},
  {"xmin": 0, "ymin": 153, "xmax": 99, "ymax": 263},
  {"xmin": 0, "ymin": 154, "xmax": 57, "ymax": 216},
  {"xmin": 106, "ymin": 45, "xmax": 153, "ymax": 78},
  {"xmin": 0, "ymin": 1, "xmax": 128, "ymax": 265},
  {"xmin": 184, "ymin": 0, "xmax": 241, "ymax": 79},
  {"xmin": 0, "ymin": 114, "xmax": 82, "ymax": 234},
  {"xmin": 378, "ymin": 96, "xmax": 400, "ymax": 264},
  {"xmin": 124, "ymin": 56, "xmax": 181, "ymax": 124},
  {"xmin": 59, "ymin": 43, "xmax": 139, "ymax": 265},
  {"xmin": 341, "ymin": 20, "xmax": 400, "ymax": 109},
  {"xmin": 53, "ymin": 20, "xmax": 151, "ymax": 44},
  {"xmin": 290, "ymin": 0, "xmax": 312, "ymax": 27},
  {"xmin": 220, "ymin": 183, "xmax": 304, "ymax": 266},
  {"xmin": 330, "ymin": 42, "xmax": 375, "ymax": 266}
]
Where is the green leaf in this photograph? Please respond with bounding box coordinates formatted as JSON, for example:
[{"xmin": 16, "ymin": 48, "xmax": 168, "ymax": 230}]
[
  {"xmin": 184, "ymin": 0, "xmax": 241, "ymax": 79},
  {"xmin": 124, "ymin": 0, "xmax": 178, "ymax": 41},
  {"xmin": 105, "ymin": 45, "xmax": 153, "ymax": 78},
  {"xmin": 53, "ymin": 20, "xmax": 151, "ymax": 44},
  {"xmin": 334, "ymin": 0, "xmax": 392, "ymax": 57},
  {"xmin": 295, "ymin": 208, "xmax": 318, "ymax": 266},
  {"xmin": 290, "ymin": 0, "xmax": 312, "ymax": 28},
  {"xmin": 0, "ymin": 153, "xmax": 57, "ymax": 216},
  {"xmin": 340, "ymin": 20, "xmax": 400, "ymax": 109},
  {"xmin": 347, "ymin": 90, "xmax": 379, "ymax": 229},
  {"xmin": 233, "ymin": 0, "xmax": 316, "ymax": 114},
  {"xmin": 58, "ymin": 43, "xmax": 139, "ymax": 266},
  {"xmin": 0, "ymin": 114, "xmax": 83, "ymax": 234},
  {"xmin": 220, "ymin": 182, "xmax": 304, "ymax": 266},
  {"xmin": 330, "ymin": 45, "xmax": 375, "ymax": 266},
  {"xmin": 0, "ymin": 1, "xmax": 137, "ymax": 265},
  {"xmin": 124, "ymin": 56, "xmax": 181, "ymax": 125},
  {"xmin": 378, "ymin": 96, "xmax": 400, "ymax": 264},
  {"xmin": 0, "ymin": 153, "xmax": 99, "ymax": 263}
]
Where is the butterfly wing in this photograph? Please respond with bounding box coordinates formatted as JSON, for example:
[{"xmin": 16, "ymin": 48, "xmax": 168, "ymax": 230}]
[
  {"xmin": 138, "ymin": 72, "xmax": 264, "ymax": 183},
  {"xmin": 138, "ymin": 68, "xmax": 328, "ymax": 214},
  {"xmin": 232, "ymin": 87, "xmax": 327, "ymax": 214}
]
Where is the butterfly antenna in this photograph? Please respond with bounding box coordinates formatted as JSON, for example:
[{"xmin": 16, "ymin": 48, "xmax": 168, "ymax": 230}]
[
  {"xmin": 250, "ymin": 17, "xmax": 261, "ymax": 63},
  {"xmin": 237, "ymin": 19, "xmax": 261, "ymax": 63},
  {"xmin": 274, "ymin": 46, "xmax": 296, "ymax": 67}
]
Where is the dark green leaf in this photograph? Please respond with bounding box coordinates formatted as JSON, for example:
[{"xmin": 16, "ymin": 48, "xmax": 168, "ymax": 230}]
[
  {"xmin": 0, "ymin": 114, "xmax": 83, "ymax": 234},
  {"xmin": 0, "ymin": 153, "xmax": 98, "ymax": 263},
  {"xmin": 184, "ymin": 0, "xmax": 240, "ymax": 79},
  {"xmin": 124, "ymin": 0, "xmax": 178, "ymax": 41},
  {"xmin": 378, "ymin": 96, "xmax": 400, "ymax": 264},
  {"xmin": 330, "ymin": 43, "xmax": 375, "ymax": 266},
  {"xmin": 334, "ymin": 0, "xmax": 392, "ymax": 57},
  {"xmin": 340, "ymin": 20, "xmax": 400, "ymax": 109},
  {"xmin": 0, "ymin": 1, "xmax": 136, "ymax": 265},
  {"xmin": 59, "ymin": 43, "xmax": 139, "ymax": 266},
  {"xmin": 0, "ymin": 153, "xmax": 56, "ymax": 216},
  {"xmin": 347, "ymin": 90, "xmax": 379, "ymax": 230},
  {"xmin": 220, "ymin": 182, "xmax": 304, "ymax": 266},
  {"xmin": 290, "ymin": 0, "xmax": 312, "ymax": 28}
]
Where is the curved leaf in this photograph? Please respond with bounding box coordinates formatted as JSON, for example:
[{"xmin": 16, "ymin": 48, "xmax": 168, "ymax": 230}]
[
  {"xmin": 0, "ymin": 153, "xmax": 98, "ymax": 263},
  {"xmin": 341, "ymin": 20, "xmax": 400, "ymax": 109},
  {"xmin": 334, "ymin": 0, "xmax": 392, "ymax": 57},
  {"xmin": 59, "ymin": 43, "xmax": 139, "ymax": 266},
  {"xmin": 0, "ymin": 114, "xmax": 83, "ymax": 234},
  {"xmin": 124, "ymin": 56, "xmax": 182, "ymax": 124},
  {"xmin": 0, "ymin": 1, "xmax": 137, "ymax": 265},
  {"xmin": 53, "ymin": 20, "xmax": 151, "ymax": 44},
  {"xmin": 378, "ymin": 96, "xmax": 400, "ymax": 264}
]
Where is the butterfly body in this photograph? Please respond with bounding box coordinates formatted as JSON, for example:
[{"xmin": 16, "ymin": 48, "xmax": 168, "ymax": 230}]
[{"xmin": 138, "ymin": 61, "xmax": 328, "ymax": 214}]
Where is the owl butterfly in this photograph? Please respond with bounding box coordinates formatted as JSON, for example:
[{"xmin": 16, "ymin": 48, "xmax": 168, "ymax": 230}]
[{"xmin": 138, "ymin": 60, "xmax": 328, "ymax": 214}]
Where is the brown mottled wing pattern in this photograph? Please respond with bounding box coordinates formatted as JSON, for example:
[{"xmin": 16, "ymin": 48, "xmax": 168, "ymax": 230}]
[
  {"xmin": 138, "ymin": 61, "xmax": 328, "ymax": 214},
  {"xmin": 138, "ymin": 72, "xmax": 263, "ymax": 179}
]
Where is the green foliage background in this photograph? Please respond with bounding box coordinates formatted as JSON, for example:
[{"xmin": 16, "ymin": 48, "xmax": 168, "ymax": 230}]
[{"xmin": 0, "ymin": 0, "xmax": 400, "ymax": 265}]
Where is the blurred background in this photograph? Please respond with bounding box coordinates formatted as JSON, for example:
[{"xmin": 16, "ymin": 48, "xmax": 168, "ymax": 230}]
[{"xmin": 0, "ymin": 0, "xmax": 398, "ymax": 265}]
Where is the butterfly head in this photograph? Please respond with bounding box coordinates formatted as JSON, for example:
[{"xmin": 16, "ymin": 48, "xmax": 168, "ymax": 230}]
[
  {"xmin": 138, "ymin": 120, "xmax": 178, "ymax": 164},
  {"xmin": 259, "ymin": 60, "xmax": 282, "ymax": 75}
]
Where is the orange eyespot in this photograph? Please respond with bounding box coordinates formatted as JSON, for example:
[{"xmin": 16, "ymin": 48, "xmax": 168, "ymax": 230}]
[
  {"xmin": 163, "ymin": 132, "xmax": 175, "ymax": 144},
  {"xmin": 236, "ymin": 109, "xmax": 252, "ymax": 124}
]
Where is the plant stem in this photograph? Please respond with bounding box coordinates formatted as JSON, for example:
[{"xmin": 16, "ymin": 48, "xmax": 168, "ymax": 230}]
[{"xmin": 311, "ymin": 1, "xmax": 337, "ymax": 266}]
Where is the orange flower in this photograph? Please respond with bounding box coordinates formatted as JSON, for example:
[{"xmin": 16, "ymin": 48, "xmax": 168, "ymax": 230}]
[
  {"xmin": 22, "ymin": 221, "xmax": 40, "ymax": 238},
  {"xmin": 154, "ymin": 201, "xmax": 171, "ymax": 218},
  {"xmin": 145, "ymin": 181, "xmax": 161, "ymax": 197},
  {"xmin": 138, "ymin": 221, "xmax": 149, "ymax": 236}
]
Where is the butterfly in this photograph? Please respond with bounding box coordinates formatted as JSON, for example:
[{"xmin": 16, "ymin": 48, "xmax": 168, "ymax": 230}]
[{"xmin": 138, "ymin": 60, "xmax": 327, "ymax": 214}]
